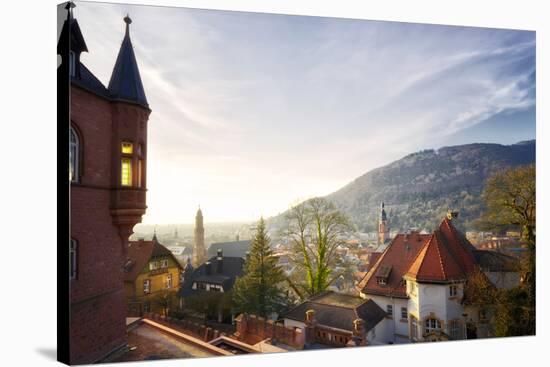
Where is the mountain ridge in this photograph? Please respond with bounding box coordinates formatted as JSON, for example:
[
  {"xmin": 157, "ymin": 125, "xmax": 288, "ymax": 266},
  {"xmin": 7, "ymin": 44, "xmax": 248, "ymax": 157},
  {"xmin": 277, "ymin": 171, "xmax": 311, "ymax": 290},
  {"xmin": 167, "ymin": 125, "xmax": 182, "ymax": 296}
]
[{"xmin": 271, "ymin": 140, "xmax": 535, "ymax": 233}]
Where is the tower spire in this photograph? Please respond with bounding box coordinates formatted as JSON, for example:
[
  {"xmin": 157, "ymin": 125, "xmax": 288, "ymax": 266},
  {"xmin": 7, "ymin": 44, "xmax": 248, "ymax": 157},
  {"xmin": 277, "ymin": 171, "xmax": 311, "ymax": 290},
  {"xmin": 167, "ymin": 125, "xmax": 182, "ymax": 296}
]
[{"xmin": 107, "ymin": 14, "xmax": 148, "ymax": 107}]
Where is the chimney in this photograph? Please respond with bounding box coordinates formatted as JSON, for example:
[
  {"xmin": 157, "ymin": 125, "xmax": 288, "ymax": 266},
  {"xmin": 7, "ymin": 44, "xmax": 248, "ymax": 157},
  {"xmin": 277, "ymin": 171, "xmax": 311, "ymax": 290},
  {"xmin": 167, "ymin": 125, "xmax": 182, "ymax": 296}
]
[
  {"xmin": 217, "ymin": 249, "xmax": 223, "ymax": 273},
  {"xmin": 447, "ymin": 210, "xmax": 459, "ymax": 220},
  {"xmin": 205, "ymin": 261, "xmax": 212, "ymax": 275}
]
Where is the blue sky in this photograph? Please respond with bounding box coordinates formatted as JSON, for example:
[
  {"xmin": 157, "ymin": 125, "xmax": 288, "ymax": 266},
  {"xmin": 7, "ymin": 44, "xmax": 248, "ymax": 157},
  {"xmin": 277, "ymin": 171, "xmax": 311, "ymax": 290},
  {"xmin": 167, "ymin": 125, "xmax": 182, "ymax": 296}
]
[{"xmin": 69, "ymin": 1, "xmax": 536, "ymax": 224}]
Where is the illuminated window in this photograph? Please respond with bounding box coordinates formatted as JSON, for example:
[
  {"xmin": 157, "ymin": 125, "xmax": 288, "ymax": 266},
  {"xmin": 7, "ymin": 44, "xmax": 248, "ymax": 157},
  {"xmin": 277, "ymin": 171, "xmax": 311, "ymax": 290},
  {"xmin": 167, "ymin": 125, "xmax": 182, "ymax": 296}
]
[
  {"xmin": 70, "ymin": 238, "xmax": 78, "ymax": 279},
  {"xmin": 121, "ymin": 158, "xmax": 132, "ymax": 186},
  {"xmin": 121, "ymin": 142, "xmax": 133, "ymax": 154},
  {"xmin": 143, "ymin": 279, "xmax": 151, "ymax": 294},
  {"xmin": 69, "ymin": 127, "xmax": 79, "ymax": 182}
]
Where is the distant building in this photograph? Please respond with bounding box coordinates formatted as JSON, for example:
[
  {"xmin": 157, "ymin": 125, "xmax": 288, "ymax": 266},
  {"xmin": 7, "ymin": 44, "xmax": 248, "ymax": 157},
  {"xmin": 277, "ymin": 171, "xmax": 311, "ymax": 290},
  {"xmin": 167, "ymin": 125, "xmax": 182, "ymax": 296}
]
[
  {"xmin": 357, "ymin": 214, "xmax": 520, "ymax": 344},
  {"xmin": 193, "ymin": 207, "xmax": 206, "ymax": 267},
  {"xmin": 124, "ymin": 238, "xmax": 183, "ymax": 316},
  {"xmin": 208, "ymin": 240, "xmax": 252, "ymax": 259},
  {"xmin": 62, "ymin": 4, "xmax": 151, "ymax": 363},
  {"xmin": 282, "ymin": 291, "xmax": 386, "ymax": 348},
  {"xmin": 378, "ymin": 202, "xmax": 390, "ymax": 245}
]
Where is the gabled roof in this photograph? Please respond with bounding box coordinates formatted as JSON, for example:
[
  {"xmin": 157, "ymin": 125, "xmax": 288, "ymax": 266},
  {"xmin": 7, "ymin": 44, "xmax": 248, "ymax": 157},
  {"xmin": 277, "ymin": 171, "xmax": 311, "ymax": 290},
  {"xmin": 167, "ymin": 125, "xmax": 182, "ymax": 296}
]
[
  {"xmin": 179, "ymin": 255, "xmax": 244, "ymax": 297},
  {"xmin": 108, "ymin": 16, "xmax": 148, "ymax": 108},
  {"xmin": 57, "ymin": 13, "xmax": 88, "ymax": 55},
  {"xmin": 283, "ymin": 291, "xmax": 386, "ymax": 333},
  {"xmin": 124, "ymin": 240, "xmax": 182, "ymax": 282},
  {"xmin": 357, "ymin": 231, "xmax": 431, "ymax": 298}
]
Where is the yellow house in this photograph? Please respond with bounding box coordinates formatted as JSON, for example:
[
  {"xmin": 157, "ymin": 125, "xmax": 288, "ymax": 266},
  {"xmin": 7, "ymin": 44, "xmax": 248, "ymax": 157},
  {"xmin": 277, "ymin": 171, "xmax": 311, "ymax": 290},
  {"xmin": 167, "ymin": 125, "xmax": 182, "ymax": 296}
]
[{"xmin": 124, "ymin": 237, "xmax": 183, "ymax": 316}]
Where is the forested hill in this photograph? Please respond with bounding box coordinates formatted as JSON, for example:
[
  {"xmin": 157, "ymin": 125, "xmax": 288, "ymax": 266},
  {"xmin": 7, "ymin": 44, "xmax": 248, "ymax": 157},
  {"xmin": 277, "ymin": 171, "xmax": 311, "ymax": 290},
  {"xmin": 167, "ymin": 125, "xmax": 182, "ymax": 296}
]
[{"xmin": 323, "ymin": 140, "xmax": 535, "ymax": 232}]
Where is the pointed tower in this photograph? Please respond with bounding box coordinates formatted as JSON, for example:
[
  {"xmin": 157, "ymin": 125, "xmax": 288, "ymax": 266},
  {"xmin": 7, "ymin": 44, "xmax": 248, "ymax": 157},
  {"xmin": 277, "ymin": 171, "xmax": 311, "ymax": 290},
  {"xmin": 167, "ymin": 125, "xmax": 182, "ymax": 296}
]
[
  {"xmin": 193, "ymin": 207, "xmax": 206, "ymax": 266},
  {"xmin": 378, "ymin": 202, "xmax": 390, "ymax": 245},
  {"xmin": 108, "ymin": 15, "xmax": 148, "ymax": 107},
  {"xmin": 108, "ymin": 15, "xmax": 151, "ymax": 247}
]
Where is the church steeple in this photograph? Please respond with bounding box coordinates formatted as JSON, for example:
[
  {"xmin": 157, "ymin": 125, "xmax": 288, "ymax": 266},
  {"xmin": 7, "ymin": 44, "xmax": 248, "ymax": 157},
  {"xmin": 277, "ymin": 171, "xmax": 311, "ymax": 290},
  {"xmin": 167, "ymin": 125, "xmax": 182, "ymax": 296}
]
[
  {"xmin": 378, "ymin": 202, "xmax": 389, "ymax": 245},
  {"xmin": 193, "ymin": 207, "xmax": 206, "ymax": 267},
  {"xmin": 108, "ymin": 15, "xmax": 148, "ymax": 107}
]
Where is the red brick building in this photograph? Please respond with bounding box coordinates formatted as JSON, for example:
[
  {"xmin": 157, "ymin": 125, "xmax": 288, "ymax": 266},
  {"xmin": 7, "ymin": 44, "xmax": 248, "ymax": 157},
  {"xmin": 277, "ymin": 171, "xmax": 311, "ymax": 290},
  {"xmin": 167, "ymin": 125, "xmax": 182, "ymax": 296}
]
[{"xmin": 60, "ymin": 5, "xmax": 151, "ymax": 364}]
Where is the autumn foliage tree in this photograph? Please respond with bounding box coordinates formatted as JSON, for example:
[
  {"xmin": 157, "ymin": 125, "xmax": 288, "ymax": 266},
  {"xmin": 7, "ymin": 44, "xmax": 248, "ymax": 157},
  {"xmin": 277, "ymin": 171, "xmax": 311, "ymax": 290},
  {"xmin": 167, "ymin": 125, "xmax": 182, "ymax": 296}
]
[
  {"xmin": 477, "ymin": 164, "xmax": 535, "ymax": 336},
  {"xmin": 284, "ymin": 198, "xmax": 352, "ymax": 299}
]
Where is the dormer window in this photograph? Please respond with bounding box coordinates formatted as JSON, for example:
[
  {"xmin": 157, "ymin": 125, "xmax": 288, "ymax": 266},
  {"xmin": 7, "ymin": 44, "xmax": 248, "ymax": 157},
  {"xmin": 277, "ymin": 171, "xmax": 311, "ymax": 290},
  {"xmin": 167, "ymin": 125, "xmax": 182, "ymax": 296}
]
[{"xmin": 376, "ymin": 265, "xmax": 392, "ymax": 286}]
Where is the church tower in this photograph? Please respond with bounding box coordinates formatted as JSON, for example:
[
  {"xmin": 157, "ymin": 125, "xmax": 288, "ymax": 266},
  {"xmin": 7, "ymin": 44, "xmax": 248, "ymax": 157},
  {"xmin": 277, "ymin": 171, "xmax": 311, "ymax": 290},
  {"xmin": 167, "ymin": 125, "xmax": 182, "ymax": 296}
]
[
  {"xmin": 378, "ymin": 202, "xmax": 390, "ymax": 245},
  {"xmin": 193, "ymin": 207, "xmax": 206, "ymax": 266}
]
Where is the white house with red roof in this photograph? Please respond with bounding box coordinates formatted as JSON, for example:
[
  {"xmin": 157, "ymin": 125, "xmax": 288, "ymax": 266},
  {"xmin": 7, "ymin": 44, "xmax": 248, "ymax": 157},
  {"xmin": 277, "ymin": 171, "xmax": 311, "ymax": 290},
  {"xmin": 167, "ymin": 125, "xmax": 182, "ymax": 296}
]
[{"xmin": 357, "ymin": 212, "xmax": 520, "ymax": 344}]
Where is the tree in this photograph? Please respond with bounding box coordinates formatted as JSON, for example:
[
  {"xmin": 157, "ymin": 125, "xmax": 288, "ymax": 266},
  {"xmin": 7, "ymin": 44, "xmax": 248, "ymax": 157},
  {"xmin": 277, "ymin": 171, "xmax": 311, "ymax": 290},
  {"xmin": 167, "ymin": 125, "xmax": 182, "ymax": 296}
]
[
  {"xmin": 284, "ymin": 197, "xmax": 352, "ymax": 299},
  {"xmin": 152, "ymin": 290, "xmax": 177, "ymax": 317},
  {"xmin": 233, "ymin": 218, "xmax": 286, "ymax": 317},
  {"xmin": 478, "ymin": 164, "xmax": 536, "ymax": 335}
]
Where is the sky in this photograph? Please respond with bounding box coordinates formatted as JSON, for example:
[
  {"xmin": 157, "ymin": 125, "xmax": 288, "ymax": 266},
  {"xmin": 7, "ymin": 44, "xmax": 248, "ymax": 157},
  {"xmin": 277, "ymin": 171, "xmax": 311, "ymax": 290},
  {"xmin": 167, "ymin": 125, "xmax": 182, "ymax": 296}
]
[{"xmin": 66, "ymin": 1, "xmax": 536, "ymax": 224}]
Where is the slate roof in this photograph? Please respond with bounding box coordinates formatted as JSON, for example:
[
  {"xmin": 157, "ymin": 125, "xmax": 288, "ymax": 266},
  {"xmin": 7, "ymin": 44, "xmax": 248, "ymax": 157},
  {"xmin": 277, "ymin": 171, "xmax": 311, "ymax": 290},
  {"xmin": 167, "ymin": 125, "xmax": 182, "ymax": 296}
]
[
  {"xmin": 358, "ymin": 217, "xmax": 481, "ymax": 296},
  {"xmin": 71, "ymin": 63, "xmax": 110, "ymax": 99},
  {"xmin": 179, "ymin": 255, "xmax": 244, "ymax": 297},
  {"xmin": 283, "ymin": 291, "xmax": 386, "ymax": 333},
  {"xmin": 107, "ymin": 17, "xmax": 149, "ymax": 108},
  {"xmin": 473, "ymin": 250, "xmax": 520, "ymax": 272},
  {"xmin": 124, "ymin": 240, "xmax": 181, "ymax": 282},
  {"xmin": 207, "ymin": 240, "xmax": 251, "ymax": 259}
]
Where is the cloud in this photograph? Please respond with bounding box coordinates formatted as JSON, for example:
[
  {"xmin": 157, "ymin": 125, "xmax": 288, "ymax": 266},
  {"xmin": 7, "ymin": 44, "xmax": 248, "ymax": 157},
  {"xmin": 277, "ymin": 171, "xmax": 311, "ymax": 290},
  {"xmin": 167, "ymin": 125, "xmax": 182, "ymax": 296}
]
[{"xmin": 73, "ymin": 3, "xmax": 535, "ymax": 223}]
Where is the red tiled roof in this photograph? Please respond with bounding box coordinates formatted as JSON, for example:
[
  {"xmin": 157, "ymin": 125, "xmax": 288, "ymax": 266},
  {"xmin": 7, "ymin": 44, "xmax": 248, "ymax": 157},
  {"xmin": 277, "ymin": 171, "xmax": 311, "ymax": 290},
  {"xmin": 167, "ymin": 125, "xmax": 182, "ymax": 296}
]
[
  {"xmin": 358, "ymin": 218, "xmax": 479, "ymax": 296},
  {"xmin": 405, "ymin": 231, "xmax": 466, "ymax": 282},
  {"xmin": 357, "ymin": 231, "xmax": 431, "ymax": 298},
  {"xmin": 124, "ymin": 240, "xmax": 182, "ymax": 282}
]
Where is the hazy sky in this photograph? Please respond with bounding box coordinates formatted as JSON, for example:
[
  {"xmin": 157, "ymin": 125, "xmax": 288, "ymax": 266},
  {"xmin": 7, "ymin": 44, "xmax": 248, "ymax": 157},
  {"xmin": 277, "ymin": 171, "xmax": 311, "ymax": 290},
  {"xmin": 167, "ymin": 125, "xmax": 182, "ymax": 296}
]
[{"xmin": 69, "ymin": 1, "xmax": 536, "ymax": 224}]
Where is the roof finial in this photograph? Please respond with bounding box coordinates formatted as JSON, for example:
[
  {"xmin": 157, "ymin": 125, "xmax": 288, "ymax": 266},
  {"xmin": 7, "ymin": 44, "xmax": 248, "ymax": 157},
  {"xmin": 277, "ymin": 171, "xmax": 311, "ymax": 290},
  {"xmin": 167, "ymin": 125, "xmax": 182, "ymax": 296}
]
[
  {"xmin": 65, "ymin": 1, "xmax": 76, "ymax": 20},
  {"xmin": 123, "ymin": 14, "xmax": 132, "ymax": 36}
]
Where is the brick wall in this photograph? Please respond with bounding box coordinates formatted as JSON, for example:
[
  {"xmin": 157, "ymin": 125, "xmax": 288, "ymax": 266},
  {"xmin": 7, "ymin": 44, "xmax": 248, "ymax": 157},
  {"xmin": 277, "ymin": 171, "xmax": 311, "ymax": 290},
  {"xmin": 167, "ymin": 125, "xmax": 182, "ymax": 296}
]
[
  {"xmin": 143, "ymin": 313, "xmax": 226, "ymax": 342},
  {"xmin": 234, "ymin": 314, "xmax": 304, "ymax": 349}
]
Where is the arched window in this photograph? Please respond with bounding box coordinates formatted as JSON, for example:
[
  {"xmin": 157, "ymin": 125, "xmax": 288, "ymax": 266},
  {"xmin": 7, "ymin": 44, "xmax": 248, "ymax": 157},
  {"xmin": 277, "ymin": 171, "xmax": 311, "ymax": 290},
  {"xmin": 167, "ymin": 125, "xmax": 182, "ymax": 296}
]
[
  {"xmin": 69, "ymin": 126, "xmax": 79, "ymax": 182},
  {"xmin": 70, "ymin": 238, "xmax": 78, "ymax": 279},
  {"xmin": 424, "ymin": 317, "xmax": 442, "ymax": 334}
]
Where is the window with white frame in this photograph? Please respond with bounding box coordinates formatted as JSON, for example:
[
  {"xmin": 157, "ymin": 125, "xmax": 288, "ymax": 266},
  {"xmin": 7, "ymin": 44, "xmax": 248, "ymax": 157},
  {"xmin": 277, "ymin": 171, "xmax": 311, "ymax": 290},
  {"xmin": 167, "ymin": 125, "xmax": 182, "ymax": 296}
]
[
  {"xmin": 143, "ymin": 279, "xmax": 151, "ymax": 294},
  {"xmin": 209, "ymin": 284, "xmax": 223, "ymax": 292},
  {"xmin": 161, "ymin": 259, "xmax": 169, "ymax": 268},
  {"xmin": 69, "ymin": 127, "xmax": 79, "ymax": 182},
  {"xmin": 449, "ymin": 285, "xmax": 458, "ymax": 297},
  {"xmin": 401, "ymin": 307, "xmax": 408, "ymax": 320},
  {"xmin": 424, "ymin": 317, "xmax": 442, "ymax": 334},
  {"xmin": 70, "ymin": 238, "xmax": 78, "ymax": 279},
  {"xmin": 166, "ymin": 274, "xmax": 172, "ymax": 289},
  {"xmin": 449, "ymin": 319, "xmax": 462, "ymax": 340},
  {"xmin": 149, "ymin": 261, "xmax": 159, "ymax": 271},
  {"xmin": 386, "ymin": 304, "xmax": 393, "ymax": 317}
]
